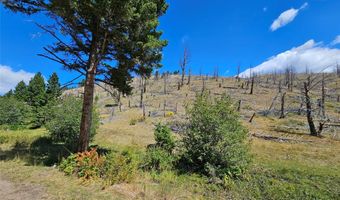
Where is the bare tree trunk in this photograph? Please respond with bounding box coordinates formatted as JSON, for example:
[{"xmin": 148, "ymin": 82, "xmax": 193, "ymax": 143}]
[
  {"xmin": 140, "ymin": 88, "xmax": 143, "ymax": 108},
  {"xmin": 289, "ymin": 68, "xmax": 294, "ymax": 92},
  {"xmin": 202, "ymin": 78, "xmax": 205, "ymax": 93},
  {"xmin": 187, "ymin": 68, "xmax": 191, "ymax": 85},
  {"xmin": 181, "ymin": 68, "xmax": 185, "ymax": 86},
  {"xmin": 304, "ymin": 82, "xmax": 318, "ymax": 136},
  {"xmin": 237, "ymin": 100, "xmax": 242, "ymax": 112},
  {"xmin": 118, "ymin": 92, "xmax": 122, "ymax": 112},
  {"xmin": 321, "ymin": 73, "xmax": 325, "ymax": 118},
  {"xmin": 279, "ymin": 92, "xmax": 286, "ymax": 119},
  {"xmin": 249, "ymin": 76, "xmax": 254, "ymax": 94},
  {"xmin": 278, "ymin": 80, "xmax": 282, "ymax": 93},
  {"xmin": 164, "ymin": 75, "xmax": 167, "ymax": 94},
  {"xmin": 249, "ymin": 112, "xmax": 256, "ymax": 123},
  {"xmin": 163, "ymin": 100, "xmax": 166, "ymax": 117},
  {"xmin": 144, "ymin": 79, "xmax": 147, "ymax": 93}
]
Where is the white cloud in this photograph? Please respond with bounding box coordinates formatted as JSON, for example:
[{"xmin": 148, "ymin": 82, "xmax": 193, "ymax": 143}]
[
  {"xmin": 239, "ymin": 39, "xmax": 340, "ymax": 77},
  {"xmin": 331, "ymin": 35, "xmax": 340, "ymax": 46},
  {"xmin": 0, "ymin": 65, "xmax": 35, "ymax": 95},
  {"xmin": 270, "ymin": 2, "xmax": 308, "ymax": 31}
]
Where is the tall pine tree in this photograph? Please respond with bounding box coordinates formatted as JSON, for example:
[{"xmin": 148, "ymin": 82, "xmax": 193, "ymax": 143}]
[
  {"xmin": 2, "ymin": 0, "xmax": 168, "ymax": 152},
  {"xmin": 27, "ymin": 72, "xmax": 46, "ymax": 128},
  {"xmin": 27, "ymin": 72, "xmax": 46, "ymax": 108},
  {"xmin": 14, "ymin": 80, "xmax": 28, "ymax": 102},
  {"xmin": 46, "ymin": 72, "xmax": 61, "ymax": 101}
]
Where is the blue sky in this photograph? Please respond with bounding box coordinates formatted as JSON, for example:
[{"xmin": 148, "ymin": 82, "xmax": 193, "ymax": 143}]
[{"xmin": 1, "ymin": 0, "xmax": 340, "ymax": 94}]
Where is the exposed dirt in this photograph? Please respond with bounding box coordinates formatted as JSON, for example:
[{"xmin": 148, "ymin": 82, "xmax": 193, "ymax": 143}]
[{"xmin": 0, "ymin": 176, "xmax": 50, "ymax": 200}]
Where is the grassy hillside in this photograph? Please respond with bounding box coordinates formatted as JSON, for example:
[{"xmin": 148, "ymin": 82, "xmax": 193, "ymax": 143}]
[{"xmin": 1, "ymin": 74, "xmax": 340, "ymax": 199}]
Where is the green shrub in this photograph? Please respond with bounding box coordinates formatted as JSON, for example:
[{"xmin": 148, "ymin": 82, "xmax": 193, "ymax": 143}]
[
  {"xmin": 129, "ymin": 118, "xmax": 137, "ymax": 125},
  {"xmin": 181, "ymin": 93, "xmax": 251, "ymax": 179},
  {"xmin": 102, "ymin": 148, "xmax": 140, "ymax": 185},
  {"xmin": 143, "ymin": 147, "xmax": 176, "ymax": 172},
  {"xmin": 46, "ymin": 96, "xmax": 99, "ymax": 151},
  {"xmin": 143, "ymin": 124, "xmax": 177, "ymax": 172},
  {"xmin": 0, "ymin": 97, "xmax": 31, "ymax": 128},
  {"xmin": 59, "ymin": 154, "xmax": 77, "ymax": 175},
  {"xmin": 154, "ymin": 123, "xmax": 176, "ymax": 153}
]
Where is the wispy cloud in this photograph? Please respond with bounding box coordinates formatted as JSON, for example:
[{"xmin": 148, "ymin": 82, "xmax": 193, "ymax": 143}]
[
  {"xmin": 331, "ymin": 35, "xmax": 340, "ymax": 46},
  {"xmin": 0, "ymin": 65, "xmax": 35, "ymax": 95},
  {"xmin": 239, "ymin": 39, "xmax": 340, "ymax": 77},
  {"xmin": 181, "ymin": 35, "xmax": 189, "ymax": 44},
  {"xmin": 30, "ymin": 32, "xmax": 42, "ymax": 40},
  {"xmin": 270, "ymin": 2, "xmax": 308, "ymax": 31}
]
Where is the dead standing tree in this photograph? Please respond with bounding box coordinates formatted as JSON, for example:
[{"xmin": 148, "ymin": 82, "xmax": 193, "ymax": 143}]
[
  {"xmin": 187, "ymin": 67, "xmax": 191, "ymax": 85},
  {"xmin": 299, "ymin": 71, "xmax": 334, "ymax": 136},
  {"xmin": 180, "ymin": 47, "xmax": 189, "ymax": 87}
]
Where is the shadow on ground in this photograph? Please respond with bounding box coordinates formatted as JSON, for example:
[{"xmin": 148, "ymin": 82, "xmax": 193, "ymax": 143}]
[{"xmin": 0, "ymin": 137, "xmax": 70, "ymax": 166}]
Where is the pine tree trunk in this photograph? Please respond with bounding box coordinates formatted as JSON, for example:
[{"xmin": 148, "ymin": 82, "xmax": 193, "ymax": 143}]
[{"xmin": 78, "ymin": 69, "xmax": 96, "ymax": 152}]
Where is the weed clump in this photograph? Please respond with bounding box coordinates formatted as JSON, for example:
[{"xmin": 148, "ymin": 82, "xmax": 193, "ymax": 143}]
[
  {"xmin": 59, "ymin": 148, "xmax": 105, "ymax": 180},
  {"xmin": 102, "ymin": 148, "xmax": 140, "ymax": 185}
]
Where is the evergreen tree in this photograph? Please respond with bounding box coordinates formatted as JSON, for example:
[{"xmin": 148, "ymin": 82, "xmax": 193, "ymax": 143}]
[
  {"xmin": 3, "ymin": 90, "xmax": 14, "ymax": 98},
  {"xmin": 27, "ymin": 72, "xmax": 46, "ymax": 128},
  {"xmin": 3, "ymin": 0, "xmax": 168, "ymax": 152},
  {"xmin": 14, "ymin": 80, "xmax": 28, "ymax": 102},
  {"xmin": 46, "ymin": 72, "xmax": 61, "ymax": 101},
  {"xmin": 27, "ymin": 72, "xmax": 46, "ymax": 107}
]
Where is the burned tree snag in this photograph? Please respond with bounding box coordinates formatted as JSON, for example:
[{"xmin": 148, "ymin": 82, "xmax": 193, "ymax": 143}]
[
  {"xmin": 279, "ymin": 92, "xmax": 286, "ymax": 119},
  {"xmin": 249, "ymin": 112, "xmax": 256, "ymax": 123},
  {"xmin": 164, "ymin": 74, "xmax": 167, "ymax": 94},
  {"xmin": 180, "ymin": 47, "xmax": 189, "ymax": 86},
  {"xmin": 249, "ymin": 76, "xmax": 254, "ymax": 94},
  {"xmin": 163, "ymin": 100, "xmax": 166, "ymax": 117},
  {"xmin": 237, "ymin": 100, "xmax": 242, "ymax": 112},
  {"xmin": 140, "ymin": 88, "xmax": 144, "ymax": 108},
  {"xmin": 303, "ymin": 82, "xmax": 318, "ymax": 136},
  {"xmin": 278, "ymin": 80, "xmax": 282, "ymax": 93},
  {"xmin": 187, "ymin": 68, "xmax": 191, "ymax": 85},
  {"xmin": 321, "ymin": 73, "xmax": 326, "ymax": 118}
]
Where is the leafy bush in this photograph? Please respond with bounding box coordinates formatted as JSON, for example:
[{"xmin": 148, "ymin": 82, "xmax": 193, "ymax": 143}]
[
  {"xmin": 154, "ymin": 123, "xmax": 176, "ymax": 153},
  {"xmin": 102, "ymin": 148, "xmax": 140, "ymax": 185},
  {"xmin": 46, "ymin": 96, "xmax": 99, "ymax": 150},
  {"xmin": 143, "ymin": 147, "xmax": 176, "ymax": 172},
  {"xmin": 181, "ymin": 93, "xmax": 251, "ymax": 178},
  {"xmin": 0, "ymin": 96, "xmax": 31, "ymax": 128},
  {"xmin": 59, "ymin": 148, "xmax": 105, "ymax": 180},
  {"xmin": 143, "ymin": 124, "xmax": 177, "ymax": 172}
]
